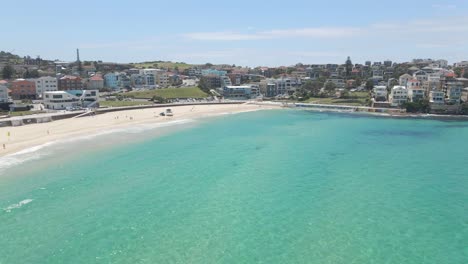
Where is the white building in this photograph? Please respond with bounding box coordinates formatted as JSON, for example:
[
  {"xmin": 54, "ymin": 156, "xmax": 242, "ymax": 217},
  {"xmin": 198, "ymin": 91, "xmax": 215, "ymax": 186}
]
[
  {"xmin": 43, "ymin": 90, "xmax": 99, "ymax": 110},
  {"xmin": 156, "ymin": 72, "xmax": 170, "ymax": 87},
  {"xmin": 413, "ymin": 71, "xmax": 428, "ymax": 82},
  {"xmin": 0, "ymin": 81, "xmax": 9, "ymax": 103},
  {"xmin": 446, "ymin": 82, "xmax": 462, "ymax": 104},
  {"xmin": 407, "ymin": 79, "xmax": 425, "ymax": 102},
  {"xmin": 373, "ymin": 86, "xmax": 388, "ymax": 100},
  {"xmin": 455, "ymin": 61, "xmax": 468, "ymax": 68},
  {"xmin": 399, "ymin": 74, "xmax": 412, "ymax": 87},
  {"xmin": 429, "ymin": 90, "xmax": 445, "ymax": 104},
  {"xmin": 35, "ymin": 76, "xmax": 58, "ymax": 98},
  {"xmin": 389, "ymin": 86, "xmax": 408, "ymax": 106}
]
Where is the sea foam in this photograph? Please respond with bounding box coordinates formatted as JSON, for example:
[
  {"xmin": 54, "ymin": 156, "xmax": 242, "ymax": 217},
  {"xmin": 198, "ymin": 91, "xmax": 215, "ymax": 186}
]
[
  {"xmin": 0, "ymin": 119, "xmax": 195, "ymax": 172},
  {"xmin": 3, "ymin": 199, "xmax": 33, "ymax": 213}
]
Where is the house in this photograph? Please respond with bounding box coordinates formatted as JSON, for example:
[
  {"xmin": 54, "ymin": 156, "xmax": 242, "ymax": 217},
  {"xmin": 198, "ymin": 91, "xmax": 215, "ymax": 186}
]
[
  {"xmin": 10, "ymin": 79, "xmax": 37, "ymax": 99},
  {"xmin": 59, "ymin": 75, "xmax": 83, "ymax": 90},
  {"xmin": 429, "ymin": 91, "xmax": 445, "ymax": 104},
  {"xmin": 373, "ymin": 86, "xmax": 388, "ymax": 101},
  {"xmin": 445, "ymin": 82, "xmax": 462, "ymax": 104},
  {"xmin": 326, "ymin": 78, "xmax": 346, "ymax": 88},
  {"xmin": 0, "ymin": 80, "xmax": 9, "ymax": 103},
  {"xmin": 43, "ymin": 90, "xmax": 99, "ymax": 110},
  {"xmin": 87, "ymin": 74, "xmax": 104, "ymax": 90},
  {"xmin": 413, "ymin": 70, "xmax": 428, "ymax": 82},
  {"xmin": 389, "ymin": 86, "xmax": 408, "ymax": 106},
  {"xmin": 34, "ymin": 76, "xmax": 58, "ymax": 98},
  {"xmin": 399, "ymin": 74, "xmax": 412, "ymax": 87},
  {"xmin": 407, "ymin": 79, "xmax": 425, "ymax": 102}
]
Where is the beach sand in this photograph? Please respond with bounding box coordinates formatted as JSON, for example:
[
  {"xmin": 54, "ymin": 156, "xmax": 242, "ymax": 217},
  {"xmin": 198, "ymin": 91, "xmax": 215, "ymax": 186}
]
[{"xmin": 0, "ymin": 104, "xmax": 277, "ymax": 157}]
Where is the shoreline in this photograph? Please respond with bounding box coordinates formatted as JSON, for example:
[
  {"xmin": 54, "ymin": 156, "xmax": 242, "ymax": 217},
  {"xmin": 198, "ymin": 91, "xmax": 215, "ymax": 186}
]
[
  {"xmin": 0, "ymin": 104, "xmax": 279, "ymax": 158},
  {"xmin": 257, "ymin": 101, "xmax": 468, "ymax": 121}
]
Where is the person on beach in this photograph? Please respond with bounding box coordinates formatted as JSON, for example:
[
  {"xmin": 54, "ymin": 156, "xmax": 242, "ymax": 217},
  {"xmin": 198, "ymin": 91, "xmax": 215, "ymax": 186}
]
[{"xmin": 3, "ymin": 144, "xmax": 5, "ymax": 150}]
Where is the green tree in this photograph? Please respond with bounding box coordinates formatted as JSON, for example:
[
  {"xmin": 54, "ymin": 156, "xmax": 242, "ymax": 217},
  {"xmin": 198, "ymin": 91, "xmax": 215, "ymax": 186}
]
[
  {"xmin": 2, "ymin": 65, "xmax": 14, "ymax": 79},
  {"xmin": 345, "ymin": 56, "xmax": 353, "ymax": 78},
  {"xmin": 302, "ymin": 80, "xmax": 322, "ymax": 97},
  {"xmin": 198, "ymin": 77, "xmax": 211, "ymax": 93},
  {"xmin": 365, "ymin": 79, "xmax": 374, "ymax": 90},
  {"xmin": 403, "ymin": 100, "xmax": 430, "ymax": 113},
  {"xmin": 151, "ymin": 96, "xmax": 167, "ymax": 103},
  {"xmin": 324, "ymin": 82, "xmax": 336, "ymax": 95}
]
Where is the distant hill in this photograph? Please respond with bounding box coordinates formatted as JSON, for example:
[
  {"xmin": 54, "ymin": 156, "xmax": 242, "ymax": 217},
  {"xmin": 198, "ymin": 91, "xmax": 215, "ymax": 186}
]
[
  {"xmin": 0, "ymin": 51, "xmax": 22, "ymax": 64},
  {"xmin": 130, "ymin": 61, "xmax": 196, "ymax": 71}
]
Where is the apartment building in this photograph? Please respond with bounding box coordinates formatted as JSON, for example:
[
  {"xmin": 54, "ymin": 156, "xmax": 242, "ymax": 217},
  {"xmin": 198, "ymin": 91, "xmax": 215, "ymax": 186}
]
[{"xmin": 35, "ymin": 76, "xmax": 58, "ymax": 98}]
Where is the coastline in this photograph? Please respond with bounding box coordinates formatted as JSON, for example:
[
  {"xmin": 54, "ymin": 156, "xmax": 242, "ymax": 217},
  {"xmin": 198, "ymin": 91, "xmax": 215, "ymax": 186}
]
[{"xmin": 0, "ymin": 104, "xmax": 279, "ymax": 158}]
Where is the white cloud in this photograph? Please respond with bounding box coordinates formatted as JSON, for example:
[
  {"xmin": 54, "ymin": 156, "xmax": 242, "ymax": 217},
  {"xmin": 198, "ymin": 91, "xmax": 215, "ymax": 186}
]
[{"xmin": 183, "ymin": 27, "xmax": 363, "ymax": 41}]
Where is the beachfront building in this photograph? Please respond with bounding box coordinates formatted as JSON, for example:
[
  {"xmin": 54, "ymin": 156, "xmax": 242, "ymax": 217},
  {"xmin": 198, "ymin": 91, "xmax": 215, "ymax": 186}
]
[
  {"xmin": 223, "ymin": 86, "xmax": 255, "ymax": 99},
  {"xmin": 34, "ymin": 76, "xmax": 58, "ymax": 98},
  {"xmin": 372, "ymin": 86, "xmax": 388, "ymax": 101},
  {"xmin": 59, "ymin": 75, "xmax": 83, "ymax": 90},
  {"xmin": 10, "ymin": 79, "xmax": 37, "ymax": 99},
  {"xmin": 429, "ymin": 90, "xmax": 445, "ymax": 104},
  {"xmin": 260, "ymin": 81, "xmax": 277, "ymax": 97},
  {"xmin": 445, "ymin": 82, "xmax": 462, "ymax": 104},
  {"xmin": 389, "ymin": 86, "xmax": 408, "ymax": 106},
  {"xmin": 220, "ymin": 75, "xmax": 232, "ymax": 87},
  {"xmin": 259, "ymin": 78, "xmax": 300, "ymax": 97},
  {"xmin": 407, "ymin": 79, "xmax": 425, "ymax": 102},
  {"xmin": 87, "ymin": 75, "xmax": 104, "ymax": 90},
  {"xmin": 43, "ymin": 90, "xmax": 99, "ymax": 110},
  {"xmin": 0, "ymin": 81, "xmax": 9, "ymax": 103}
]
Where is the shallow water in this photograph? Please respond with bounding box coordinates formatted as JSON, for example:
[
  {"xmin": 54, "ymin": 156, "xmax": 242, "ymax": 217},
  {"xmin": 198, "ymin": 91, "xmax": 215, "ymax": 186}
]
[{"xmin": 0, "ymin": 110, "xmax": 467, "ymax": 263}]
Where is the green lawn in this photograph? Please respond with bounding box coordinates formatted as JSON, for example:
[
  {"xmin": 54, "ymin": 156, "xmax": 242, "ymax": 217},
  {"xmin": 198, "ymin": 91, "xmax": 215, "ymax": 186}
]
[
  {"xmin": 99, "ymin": 101, "xmax": 153, "ymax": 107},
  {"xmin": 4, "ymin": 111, "xmax": 46, "ymax": 116},
  {"xmin": 126, "ymin": 87, "xmax": 208, "ymax": 99},
  {"xmin": 306, "ymin": 92, "xmax": 370, "ymax": 106}
]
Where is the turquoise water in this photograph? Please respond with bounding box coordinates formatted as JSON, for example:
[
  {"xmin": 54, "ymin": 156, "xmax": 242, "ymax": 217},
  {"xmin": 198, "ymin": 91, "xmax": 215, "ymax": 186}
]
[{"xmin": 0, "ymin": 110, "xmax": 467, "ymax": 263}]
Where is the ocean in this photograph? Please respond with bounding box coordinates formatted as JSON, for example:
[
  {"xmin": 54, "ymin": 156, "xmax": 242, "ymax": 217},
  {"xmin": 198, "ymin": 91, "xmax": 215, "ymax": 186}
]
[{"xmin": 0, "ymin": 110, "xmax": 467, "ymax": 263}]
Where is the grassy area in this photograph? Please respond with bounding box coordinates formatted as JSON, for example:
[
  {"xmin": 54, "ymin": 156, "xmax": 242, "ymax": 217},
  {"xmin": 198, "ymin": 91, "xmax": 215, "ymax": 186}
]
[
  {"xmin": 5, "ymin": 111, "xmax": 46, "ymax": 116},
  {"xmin": 131, "ymin": 61, "xmax": 195, "ymax": 71},
  {"xmin": 306, "ymin": 92, "xmax": 371, "ymax": 106},
  {"xmin": 99, "ymin": 101, "xmax": 153, "ymax": 107},
  {"xmin": 126, "ymin": 87, "xmax": 208, "ymax": 99}
]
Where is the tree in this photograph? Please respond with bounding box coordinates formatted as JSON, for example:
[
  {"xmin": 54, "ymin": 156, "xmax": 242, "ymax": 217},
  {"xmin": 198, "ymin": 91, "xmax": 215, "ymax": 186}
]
[
  {"xmin": 402, "ymin": 100, "xmax": 430, "ymax": 113},
  {"xmin": 302, "ymin": 80, "xmax": 322, "ymax": 97},
  {"xmin": 2, "ymin": 65, "xmax": 14, "ymax": 79},
  {"xmin": 324, "ymin": 82, "xmax": 336, "ymax": 95},
  {"xmin": 198, "ymin": 77, "xmax": 211, "ymax": 93},
  {"xmin": 365, "ymin": 79, "xmax": 374, "ymax": 90},
  {"xmin": 345, "ymin": 56, "xmax": 353, "ymax": 78},
  {"xmin": 151, "ymin": 96, "xmax": 167, "ymax": 103},
  {"xmin": 23, "ymin": 69, "xmax": 40, "ymax": 78}
]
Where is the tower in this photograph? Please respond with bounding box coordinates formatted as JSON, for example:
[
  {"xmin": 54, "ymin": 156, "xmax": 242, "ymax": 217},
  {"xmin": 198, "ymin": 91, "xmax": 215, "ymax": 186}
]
[{"xmin": 76, "ymin": 48, "xmax": 80, "ymax": 62}]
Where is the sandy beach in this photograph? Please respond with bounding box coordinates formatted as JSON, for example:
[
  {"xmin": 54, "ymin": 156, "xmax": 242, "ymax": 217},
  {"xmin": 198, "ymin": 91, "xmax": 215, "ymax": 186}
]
[{"xmin": 0, "ymin": 103, "xmax": 277, "ymax": 157}]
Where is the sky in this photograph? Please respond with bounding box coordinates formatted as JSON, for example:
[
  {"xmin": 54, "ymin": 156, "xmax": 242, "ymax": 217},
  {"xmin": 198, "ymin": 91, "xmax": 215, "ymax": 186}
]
[{"xmin": 2, "ymin": 0, "xmax": 468, "ymax": 67}]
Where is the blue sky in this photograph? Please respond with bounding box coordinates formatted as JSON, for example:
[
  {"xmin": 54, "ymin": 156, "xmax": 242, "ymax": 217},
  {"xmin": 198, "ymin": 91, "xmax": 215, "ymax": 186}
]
[{"xmin": 2, "ymin": 0, "xmax": 468, "ymax": 66}]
